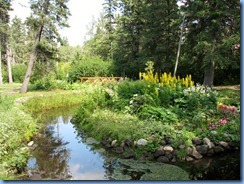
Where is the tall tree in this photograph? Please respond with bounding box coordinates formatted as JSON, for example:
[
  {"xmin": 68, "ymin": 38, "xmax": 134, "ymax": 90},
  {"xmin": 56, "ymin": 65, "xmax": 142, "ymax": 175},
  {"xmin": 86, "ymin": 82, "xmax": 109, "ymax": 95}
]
[
  {"xmin": 20, "ymin": 0, "xmax": 70, "ymax": 93},
  {"xmin": 140, "ymin": 0, "xmax": 179, "ymax": 74},
  {"xmin": 180, "ymin": 0, "xmax": 240, "ymax": 86},
  {"xmin": 0, "ymin": 0, "xmax": 12, "ymax": 85},
  {"xmin": 6, "ymin": 34, "xmax": 13, "ymax": 83},
  {"xmin": 103, "ymin": 0, "xmax": 118, "ymax": 59},
  {"xmin": 113, "ymin": 0, "xmax": 144, "ymax": 77},
  {"xmin": 82, "ymin": 14, "xmax": 112, "ymax": 59},
  {"xmin": 9, "ymin": 16, "xmax": 29, "ymax": 65}
]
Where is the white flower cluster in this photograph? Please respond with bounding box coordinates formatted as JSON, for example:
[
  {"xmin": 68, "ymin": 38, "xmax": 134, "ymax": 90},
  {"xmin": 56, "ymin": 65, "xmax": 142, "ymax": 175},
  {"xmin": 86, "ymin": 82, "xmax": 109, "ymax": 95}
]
[{"xmin": 183, "ymin": 84, "xmax": 217, "ymax": 96}]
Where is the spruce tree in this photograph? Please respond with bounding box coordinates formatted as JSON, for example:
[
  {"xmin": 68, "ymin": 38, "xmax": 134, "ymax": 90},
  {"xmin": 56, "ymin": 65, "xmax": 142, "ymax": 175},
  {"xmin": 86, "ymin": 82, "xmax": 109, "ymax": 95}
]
[
  {"xmin": 181, "ymin": 0, "xmax": 240, "ymax": 86},
  {"xmin": 20, "ymin": 0, "xmax": 70, "ymax": 93},
  {"xmin": 0, "ymin": 0, "xmax": 12, "ymax": 85}
]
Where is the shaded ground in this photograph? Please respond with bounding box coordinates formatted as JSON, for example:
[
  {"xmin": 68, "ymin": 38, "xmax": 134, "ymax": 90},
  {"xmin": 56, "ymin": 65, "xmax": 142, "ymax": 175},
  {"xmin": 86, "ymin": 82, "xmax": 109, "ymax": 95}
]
[
  {"xmin": 0, "ymin": 83, "xmax": 21, "ymax": 94},
  {"xmin": 213, "ymin": 85, "xmax": 240, "ymax": 91}
]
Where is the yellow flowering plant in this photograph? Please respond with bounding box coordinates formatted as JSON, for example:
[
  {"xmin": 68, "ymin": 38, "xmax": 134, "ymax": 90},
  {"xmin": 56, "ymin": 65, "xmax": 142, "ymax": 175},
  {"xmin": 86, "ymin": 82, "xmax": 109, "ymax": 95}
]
[{"xmin": 139, "ymin": 61, "xmax": 194, "ymax": 88}]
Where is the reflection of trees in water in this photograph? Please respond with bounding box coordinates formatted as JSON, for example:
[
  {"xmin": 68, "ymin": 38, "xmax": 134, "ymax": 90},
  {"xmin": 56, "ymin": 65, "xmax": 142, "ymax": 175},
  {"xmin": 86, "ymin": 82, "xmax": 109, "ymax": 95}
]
[
  {"xmin": 196, "ymin": 153, "xmax": 240, "ymax": 180},
  {"xmin": 176, "ymin": 152, "xmax": 240, "ymax": 180},
  {"xmin": 37, "ymin": 106, "xmax": 78, "ymax": 126},
  {"xmin": 33, "ymin": 121, "xmax": 71, "ymax": 179}
]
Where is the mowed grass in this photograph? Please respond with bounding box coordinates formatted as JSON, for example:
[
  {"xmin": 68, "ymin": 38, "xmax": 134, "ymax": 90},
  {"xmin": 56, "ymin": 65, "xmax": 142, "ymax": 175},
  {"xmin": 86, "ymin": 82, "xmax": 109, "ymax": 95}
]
[{"xmin": 0, "ymin": 83, "xmax": 22, "ymax": 91}]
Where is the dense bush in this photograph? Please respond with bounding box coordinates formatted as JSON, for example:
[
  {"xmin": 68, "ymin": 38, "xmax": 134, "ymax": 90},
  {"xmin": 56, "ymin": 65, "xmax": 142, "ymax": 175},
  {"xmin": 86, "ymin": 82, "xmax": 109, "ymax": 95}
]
[
  {"xmin": 68, "ymin": 56, "xmax": 114, "ymax": 82},
  {"xmin": 12, "ymin": 64, "xmax": 27, "ymax": 83},
  {"xmin": 55, "ymin": 61, "xmax": 71, "ymax": 80}
]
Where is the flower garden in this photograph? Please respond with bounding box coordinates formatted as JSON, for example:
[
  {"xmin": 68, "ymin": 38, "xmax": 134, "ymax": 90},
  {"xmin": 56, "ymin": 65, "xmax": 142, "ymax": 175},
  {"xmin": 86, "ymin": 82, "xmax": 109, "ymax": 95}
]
[{"xmin": 72, "ymin": 64, "xmax": 240, "ymax": 161}]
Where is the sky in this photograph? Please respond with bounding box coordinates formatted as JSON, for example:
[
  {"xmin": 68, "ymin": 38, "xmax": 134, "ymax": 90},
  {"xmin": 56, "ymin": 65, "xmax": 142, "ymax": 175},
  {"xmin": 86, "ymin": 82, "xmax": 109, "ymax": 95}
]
[{"xmin": 9, "ymin": 0, "xmax": 105, "ymax": 46}]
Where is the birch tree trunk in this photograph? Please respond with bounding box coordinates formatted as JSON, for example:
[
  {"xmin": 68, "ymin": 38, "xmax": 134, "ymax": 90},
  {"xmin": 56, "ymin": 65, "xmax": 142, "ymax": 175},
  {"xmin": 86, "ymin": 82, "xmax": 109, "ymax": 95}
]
[
  {"xmin": 6, "ymin": 36, "xmax": 13, "ymax": 84},
  {"xmin": 0, "ymin": 41, "xmax": 3, "ymax": 86}
]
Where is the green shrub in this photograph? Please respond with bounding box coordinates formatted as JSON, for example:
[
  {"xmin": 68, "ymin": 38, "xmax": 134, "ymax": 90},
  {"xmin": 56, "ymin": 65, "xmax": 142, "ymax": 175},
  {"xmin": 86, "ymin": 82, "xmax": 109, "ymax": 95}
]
[
  {"xmin": 116, "ymin": 80, "xmax": 158, "ymax": 100},
  {"xmin": 11, "ymin": 64, "xmax": 27, "ymax": 83},
  {"xmin": 68, "ymin": 56, "xmax": 114, "ymax": 82},
  {"xmin": 55, "ymin": 62, "xmax": 71, "ymax": 80},
  {"xmin": 175, "ymin": 84, "xmax": 218, "ymax": 112},
  {"xmin": 30, "ymin": 72, "xmax": 60, "ymax": 91},
  {"xmin": 138, "ymin": 105, "xmax": 178, "ymax": 123}
]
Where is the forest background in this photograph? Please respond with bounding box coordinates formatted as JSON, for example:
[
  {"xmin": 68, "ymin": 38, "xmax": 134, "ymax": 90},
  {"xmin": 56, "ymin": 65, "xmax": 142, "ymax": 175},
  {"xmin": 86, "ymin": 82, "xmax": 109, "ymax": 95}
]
[{"xmin": 0, "ymin": 0, "xmax": 240, "ymax": 91}]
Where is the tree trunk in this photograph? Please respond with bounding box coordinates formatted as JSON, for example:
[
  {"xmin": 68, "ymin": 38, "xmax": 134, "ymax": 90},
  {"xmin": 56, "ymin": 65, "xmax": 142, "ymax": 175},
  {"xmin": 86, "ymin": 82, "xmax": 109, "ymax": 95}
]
[
  {"xmin": 6, "ymin": 36, "xmax": 13, "ymax": 84},
  {"xmin": 203, "ymin": 60, "xmax": 215, "ymax": 87},
  {"xmin": 10, "ymin": 48, "xmax": 16, "ymax": 65},
  {"xmin": 20, "ymin": 44, "xmax": 38, "ymax": 93},
  {"xmin": 20, "ymin": 25, "xmax": 43, "ymax": 93},
  {"xmin": 0, "ymin": 41, "xmax": 3, "ymax": 86}
]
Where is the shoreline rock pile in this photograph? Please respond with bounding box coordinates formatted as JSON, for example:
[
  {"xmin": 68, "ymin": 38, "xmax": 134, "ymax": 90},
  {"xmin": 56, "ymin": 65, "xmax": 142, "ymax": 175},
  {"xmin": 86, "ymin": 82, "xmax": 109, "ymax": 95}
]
[{"xmin": 101, "ymin": 135, "xmax": 240, "ymax": 163}]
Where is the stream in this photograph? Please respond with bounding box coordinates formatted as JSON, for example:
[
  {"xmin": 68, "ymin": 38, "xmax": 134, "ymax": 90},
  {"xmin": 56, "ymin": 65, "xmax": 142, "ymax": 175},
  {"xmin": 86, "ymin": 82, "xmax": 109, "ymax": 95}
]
[{"xmin": 23, "ymin": 107, "xmax": 240, "ymax": 180}]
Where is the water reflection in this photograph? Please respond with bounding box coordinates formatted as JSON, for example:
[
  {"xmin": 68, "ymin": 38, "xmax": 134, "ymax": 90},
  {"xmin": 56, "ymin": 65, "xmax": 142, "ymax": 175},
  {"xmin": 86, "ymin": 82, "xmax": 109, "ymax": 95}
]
[
  {"xmin": 173, "ymin": 150, "xmax": 240, "ymax": 180},
  {"xmin": 27, "ymin": 108, "xmax": 109, "ymax": 180}
]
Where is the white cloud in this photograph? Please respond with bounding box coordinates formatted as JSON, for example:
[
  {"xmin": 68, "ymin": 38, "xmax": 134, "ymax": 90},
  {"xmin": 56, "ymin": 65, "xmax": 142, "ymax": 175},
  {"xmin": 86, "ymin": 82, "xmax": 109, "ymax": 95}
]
[
  {"xmin": 69, "ymin": 163, "xmax": 107, "ymax": 180},
  {"xmin": 9, "ymin": 0, "xmax": 105, "ymax": 46},
  {"xmin": 60, "ymin": 0, "xmax": 104, "ymax": 46}
]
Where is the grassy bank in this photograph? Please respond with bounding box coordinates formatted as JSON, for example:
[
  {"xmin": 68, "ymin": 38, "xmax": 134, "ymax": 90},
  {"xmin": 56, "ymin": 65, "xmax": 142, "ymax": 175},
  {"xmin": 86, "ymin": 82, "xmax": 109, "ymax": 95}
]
[
  {"xmin": 0, "ymin": 83, "xmax": 104, "ymax": 180},
  {"xmin": 0, "ymin": 94, "xmax": 36, "ymax": 180}
]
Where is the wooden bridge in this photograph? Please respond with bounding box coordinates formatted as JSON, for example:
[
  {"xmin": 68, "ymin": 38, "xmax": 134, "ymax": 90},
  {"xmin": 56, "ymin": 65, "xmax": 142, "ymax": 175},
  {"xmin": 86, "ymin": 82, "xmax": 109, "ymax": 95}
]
[{"xmin": 80, "ymin": 77, "xmax": 124, "ymax": 83}]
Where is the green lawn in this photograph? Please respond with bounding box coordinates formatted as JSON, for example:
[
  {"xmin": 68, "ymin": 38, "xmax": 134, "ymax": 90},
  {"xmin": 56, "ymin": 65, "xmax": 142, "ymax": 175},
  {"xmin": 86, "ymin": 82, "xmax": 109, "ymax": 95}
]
[{"xmin": 0, "ymin": 83, "xmax": 22, "ymax": 91}]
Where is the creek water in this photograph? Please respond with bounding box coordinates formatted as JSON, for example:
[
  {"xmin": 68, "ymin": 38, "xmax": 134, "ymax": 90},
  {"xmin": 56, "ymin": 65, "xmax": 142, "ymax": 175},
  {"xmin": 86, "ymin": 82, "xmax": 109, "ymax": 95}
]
[{"xmin": 24, "ymin": 108, "xmax": 240, "ymax": 180}]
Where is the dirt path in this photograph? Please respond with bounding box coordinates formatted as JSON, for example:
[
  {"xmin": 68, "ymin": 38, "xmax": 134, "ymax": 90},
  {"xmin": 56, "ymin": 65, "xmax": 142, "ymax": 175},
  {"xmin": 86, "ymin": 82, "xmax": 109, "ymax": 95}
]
[{"xmin": 213, "ymin": 85, "xmax": 240, "ymax": 91}]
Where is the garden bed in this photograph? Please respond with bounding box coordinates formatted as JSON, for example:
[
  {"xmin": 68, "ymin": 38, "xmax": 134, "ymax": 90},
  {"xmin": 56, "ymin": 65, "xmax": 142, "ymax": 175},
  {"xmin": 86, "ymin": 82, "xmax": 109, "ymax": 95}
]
[{"xmin": 72, "ymin": 71, "xmax": 240, "ymax": 164}]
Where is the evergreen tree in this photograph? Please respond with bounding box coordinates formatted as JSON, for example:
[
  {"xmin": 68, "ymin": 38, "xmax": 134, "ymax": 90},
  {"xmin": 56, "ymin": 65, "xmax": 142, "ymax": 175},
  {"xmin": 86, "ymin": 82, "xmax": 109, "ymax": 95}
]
[
  {"xmin": 0, "ymin": 0, "xmax": 12, "ymax": 85},
  {"xmin": 103, "ymin": 0, "xmax": 118, "ymax": 59},
  {"xmin": 82, "ymin": 13, "xmax": 113, "ymax": 60},
  {"xmin": 20, "ymin": 0, "xmax": 70, "ymax": 93},
  {"xmin": 180, "ymin": 0, "xmax": 240, "ymax": 86},
  {"xmin": 9, "ymin": 16, "xmax": 29, "ymax": 65},
  {"xmin": 140, "ymin": 0, "xmax": 179, "ymax": 74},
  {"xmin": 113, "ymin": 0, "xmax": 144, "ymax": 78}
]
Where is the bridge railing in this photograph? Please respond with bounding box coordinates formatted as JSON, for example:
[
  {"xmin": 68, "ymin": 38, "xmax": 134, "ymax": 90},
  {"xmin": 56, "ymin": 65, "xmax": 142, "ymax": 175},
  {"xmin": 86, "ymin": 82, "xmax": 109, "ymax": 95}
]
[{"xmin": 80, "ymin": 77, "xmax": 124, "ymax": 83}]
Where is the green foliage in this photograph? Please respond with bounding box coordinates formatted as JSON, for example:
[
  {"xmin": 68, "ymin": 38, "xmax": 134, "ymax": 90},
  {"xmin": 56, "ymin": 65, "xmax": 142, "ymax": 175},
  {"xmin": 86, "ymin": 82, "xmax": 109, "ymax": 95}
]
[
  {"xmin": 9, "ymin": 17, "xmax": 30, "ymax": 65},
  {"xmin": 116, "ymin": 80, "xmax": 157, "ymax": 100},
  {"xmin": 0, "ymin": 95, "xmax": 36, "ymax": 177},
  {"xmin": 180, "ymin": 84, "xmax": 218, "ymax": 112},
  {"xmin": 217, "ymin": 89, "xmax": 240, "ymax": 107},
  {"xmin": 138, "ymin": 105, "xmax": 178, "ymax": 123},
  {"xmin": 11, "ymin": 64, "xmax": 27, "ymax": 83},
  {"xmin": 0, "ymin": 94, "xmax": 13, "ymax": 110},
  {"xmin": 68, "ymin": 56, "xmax": 114, "ymax": 82},
  {"xmin": 5, "ymin": 150, "xmax": 29, "ymax": 174},
  {"xmin": 179, "ymin": 0, "xmax": 240, "ymax": 85},
  {"xmin": 31, "ymin": 74, "xmax": 57, "ymax": 90},
  {"xmin": 57, "ymin": 46, "xmax": 81, "ymax": 63},
  {"xmin": 55, "ymin": 61, "xmax": 71, "ymax": 80}
]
